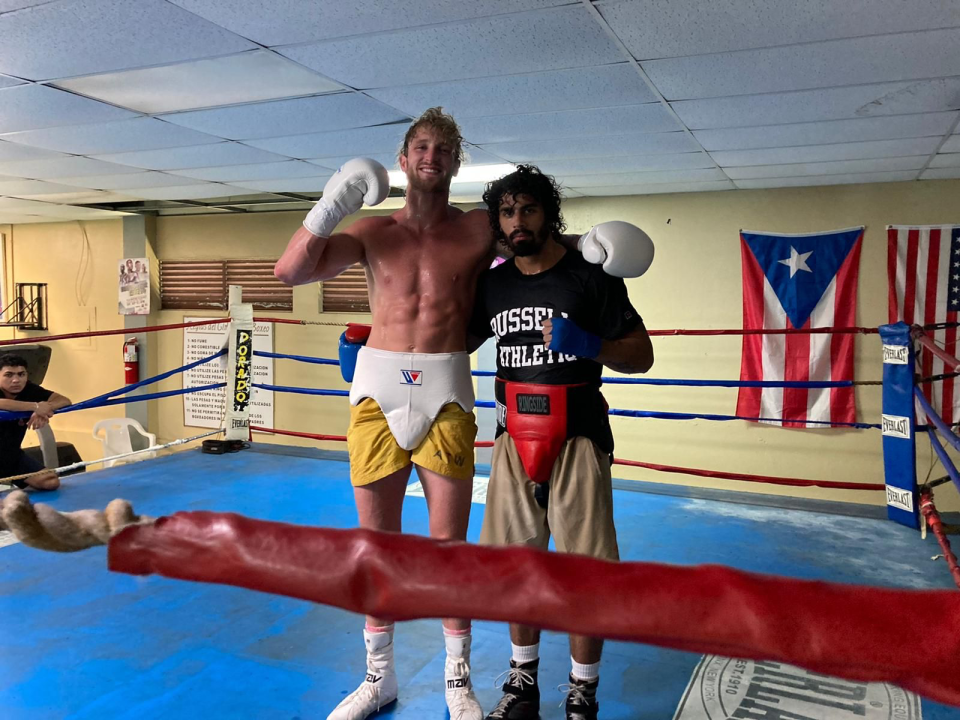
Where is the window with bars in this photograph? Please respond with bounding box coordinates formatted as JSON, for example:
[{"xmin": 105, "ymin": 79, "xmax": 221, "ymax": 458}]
[
  {"xmin": 321, "ymin": 264, "xmax": 370, "ymax": 313},
  {"xmin": 160, "ymin": 260, "xmax": 293, "ymax": 311}
]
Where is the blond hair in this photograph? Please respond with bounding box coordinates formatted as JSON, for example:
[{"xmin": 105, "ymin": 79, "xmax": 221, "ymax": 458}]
[{"xmin": 399, "ymin": 107, "xmax": 465, "ymax": 164}]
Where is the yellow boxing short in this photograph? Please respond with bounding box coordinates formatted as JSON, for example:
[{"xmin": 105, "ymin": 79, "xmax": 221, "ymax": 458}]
[{"xmin": 347, "ymin": 399, "xmax": 477, "ymax": 486}]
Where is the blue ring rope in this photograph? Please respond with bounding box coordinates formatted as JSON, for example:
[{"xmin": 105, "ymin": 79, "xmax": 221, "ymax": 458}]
[
  {"xmin": 256, "ymin": 352, "xmax": 861, "ymax": 389},
  {"xmin": 925, "ymin": 427, "xmax": 960, "ymax": 496},
  {"xmin": 254, "ymin": 351, "xmax": 338, "ymax": 366},
  {"xmin": 0, "ymin": 351, "xmax": 226, "ymax": 420},
  {"xmin": 260, "ymin": 388, "xmax": 877, "ymax": 428},
  {"xmin": 914, "ymin": 387, "xmax": 960, "ymax": 454}
]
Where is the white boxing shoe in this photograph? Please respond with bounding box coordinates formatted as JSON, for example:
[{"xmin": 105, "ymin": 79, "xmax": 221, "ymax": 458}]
[
  {"xmin": 327, "ymin": 644, "xmax": 398, "ymax": 720},
  {"xmin": 445, "ymin": 654, "xmax": 484, "ymax": 720}
]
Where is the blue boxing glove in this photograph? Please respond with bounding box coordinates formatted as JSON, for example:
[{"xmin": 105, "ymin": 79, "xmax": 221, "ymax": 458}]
[
  {"xmin": 546, "ymin": 317, "xmax": 602, "ymax": 359},
  {"xmin": 338, "ymin": 331, "xmax": 367, "ymax": 382}
]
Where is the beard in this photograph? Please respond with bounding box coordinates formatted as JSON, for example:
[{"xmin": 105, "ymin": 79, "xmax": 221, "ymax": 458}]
[
  {"xmin": 406, "ymin": 168, "xmax": 453, "ymax": 194},
  {"xmin": 500, "ymin": 225, "xmax": 550, "ymax": 257}
]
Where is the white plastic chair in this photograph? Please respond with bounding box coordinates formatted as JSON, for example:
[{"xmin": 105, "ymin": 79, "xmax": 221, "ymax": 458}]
[
  {"xmin": 34, "ymin": 424, "xmax": 59, "ymax": 469},
  {"xmin": 92, "ymin": 418, "xmax": 157, "ymax": 468}
]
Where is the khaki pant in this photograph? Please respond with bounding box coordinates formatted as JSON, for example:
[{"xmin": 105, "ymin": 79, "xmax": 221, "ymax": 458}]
[{"xmin": 479, "ymin": 434, "xmax": 619, "ymax": 561}]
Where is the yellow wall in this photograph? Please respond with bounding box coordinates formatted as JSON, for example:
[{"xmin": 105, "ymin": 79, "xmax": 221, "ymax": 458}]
[
  {"xmin": 559, "ymin": 179, "xmax": 960, "ymax": 511},
  {"xmin": 150, "ymin": 211, "xmax": 381, "ymax": 453},
  {"xmin": 5, "ymin": 178, "xmax": 960, "ymax": 512},
  {"xmin": 0, "ymin": 219, "xmax": 126, "ymax": 462}
]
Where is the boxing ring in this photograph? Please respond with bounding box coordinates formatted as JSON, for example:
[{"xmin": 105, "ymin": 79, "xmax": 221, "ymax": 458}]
[{"xmin": 2, "ymin": 299, "xmax": 960, "ymax": 719}]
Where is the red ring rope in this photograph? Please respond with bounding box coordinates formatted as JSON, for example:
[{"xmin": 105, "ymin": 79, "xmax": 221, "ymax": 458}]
[
  {"xmin": 920, "ymin": 490, "xmax": 960, "ymax": 590},
  {"xmin": 108, "ymin": 512, "xmax": 960, "ymax": 707},
  {"xmin": 0, "ymin": 319, "xmax": 227, "ymax": 347},
  {"xmin": 249, "ymin": 427, "xmax": 882, "ymax": 491}
]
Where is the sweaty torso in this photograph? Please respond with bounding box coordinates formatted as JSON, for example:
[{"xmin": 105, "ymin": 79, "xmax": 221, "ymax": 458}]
[{"xmin": 354, "ymin": 207, "xmax": 495, "ymax": 353}]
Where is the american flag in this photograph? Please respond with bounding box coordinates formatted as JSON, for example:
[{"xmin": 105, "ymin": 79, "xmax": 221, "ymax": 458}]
[
  {"xmin": 737, "ymin": 228, "xmax": 864, "ymax": 427},
  {"xmin": 888, "ymin": 225, "xmax": 960, "ymax": 425}
]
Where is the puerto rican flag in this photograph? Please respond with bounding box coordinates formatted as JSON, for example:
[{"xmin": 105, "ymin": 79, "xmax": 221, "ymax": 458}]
[
  {"xmin": 888, "ymin": 225, "xmax": 960, "ymax": 425},
  {"xmin": 737, "ymin": 227, "xmax": 864, "ymax": 427}
]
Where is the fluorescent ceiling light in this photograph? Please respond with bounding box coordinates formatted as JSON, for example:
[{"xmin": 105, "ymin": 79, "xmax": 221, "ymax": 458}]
[{"xmin": 387, "ymin": 163, "xmax": 515, "ymax": 187}]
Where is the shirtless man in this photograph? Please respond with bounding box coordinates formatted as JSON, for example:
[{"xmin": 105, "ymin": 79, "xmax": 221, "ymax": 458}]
[{"xmin": 275, "ymin": 108, "xmax": 652, "ymax": 720}]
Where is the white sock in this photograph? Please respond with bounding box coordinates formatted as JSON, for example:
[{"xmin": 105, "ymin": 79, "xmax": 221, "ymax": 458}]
[
  {"xmin": 364, "ymin": 624, "xmax": 394, "ymax": 654},
  {"xmin": 511, "ymin": 642, "xmax": 539, "ymax": 664},
  {"xmin": 443, "ymin": 627, "xmax": 471, "ymax": 659},
  {"xmin": 571, "ymin": 657, "xmax": 600, "ymax": 682}
]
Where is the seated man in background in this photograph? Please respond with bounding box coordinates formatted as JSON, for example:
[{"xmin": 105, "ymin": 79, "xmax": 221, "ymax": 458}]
[{"xmin": 0, "ymin": 353, "xmax": 71, "ymax": 490}]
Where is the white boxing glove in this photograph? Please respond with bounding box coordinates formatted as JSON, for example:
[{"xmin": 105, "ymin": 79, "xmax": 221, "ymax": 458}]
[
  {"xmin": 303, "ymin": 158, "xmax": 391, "ymax": 237},
  {"xmin": 578, "ymin": 220, "xmax": 654, "ymax": 278}
]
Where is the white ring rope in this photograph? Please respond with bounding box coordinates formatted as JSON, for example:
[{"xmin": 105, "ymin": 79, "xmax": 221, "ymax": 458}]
[{"xmin": 1, "ymin": 428, "xmax": 224, "ymax": 490}]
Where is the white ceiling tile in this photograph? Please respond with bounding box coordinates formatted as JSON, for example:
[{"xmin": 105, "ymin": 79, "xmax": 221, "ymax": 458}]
[
  {"xmin": 673, "ymin": 79, "xmax": 960, "ymax": 130},
  {"xmin": 0, "ymin": 0, "xmax": 256, "ymax": 81},
  {"xmin": 0, "ymin": 74, "xmax": 25, "ymax": 88},
  {"xmin": 0, "ymin": 141, "xmax": 66, "ymax": 162},
  {"xmin": 726, "ymin": 156, "xmax": 929, "ymax": 180},
  {"xmin": 169, "ymin": 0, "xmax": 567, "ymax": 46},
  {"xmin": 0, "ymin": 84, "xmax": 137, "ymax": 134},
  {"xmin": 159, "ymin": 93, "xmax": 408, "ymax": 141},
  {"xmin": 0, "ymin": 0, "xmax": 54, "ymax": 13},
  {"xmin": 54, "ymin": 171, "xmax": 199, "ymax": 190},
  {"xmin": 921, "ymin": 167, "xmax": 960, "ymax": 180},
  {"xmin": 559, "ymin": 168, "xmax": 727, "ymax": 187},
  {"xmin": 0, "ymin": 178, "xmax": 88, "ymax": 195},
  {"xmin": 536, "ymin": 153, "xmax": 716, "ymax": 175},
  {"xmin": 480, "ymin": 132, "xmax": 700, "ymax": 161},
  {"xmin": 0, "ymin": 117, "xmax": 223, "ymax": 154},
  {"xmin": 0, "ymin": 196, "xmax": 54, "ymax": 210},
  {"xmin": 92, "ymin": 142, "xmax": 293, "ymax": 170},
  {"xmin": 230, "ymin": 176, "xmax": 333, "ymax": 193},
  {"xmin": 462, "ymin": 148, "xmax": 510, "ymax": 165},
  {"xmin": 14, "ymin": 190, "xmax": 136, "ymax": 203},
  {"xmin": 735, "ymin": 171, "xmax": 918, "ymax": 189},
  {"xmin": 306, "ymin": 154, "xmax": 393, "ymax": 172},
  {"xmin": 53, "ymin": 50, "xmax": 344, "ymax": 115},
  {"xmin": 174, "ymin": 160, "xmax": 328, "ymax": 182},
  {"xmin": 246, "ymin": 124, "xmax": 409, "ymax": 159},
  {"xmin": 942, "ymin": 136, "xmax": 960, "ymax": 153},
  {"xmin": 598, "ymin": 0, "xmax": 960, "ymax": 60},
  {"xmin": 711, "ymin": 138, "xmax": 941, "ymax": 167},
  {"xmin": 0, "ymin": 214, "xmax": 55, "ymax": 224},
  {"xmin": 562, "ymin": 188, "xmax": 585, "ymax": 198},
  {"xmin": 644, "ymin": 29, "xmax": 960, "ymax": 100},
  {"xmin": 693, "ymin": 113, "xmax": 958, "ymax": 152},
  {"xmin": 121, "ymin": 183, "xmax": 255, "ymax": 200},
  {"xmin": 0, "ymin": 197, "xmax": 127, "ymax": 217},
  {"xmin": 0, "ymin": 155, "xmax": 145, "ymax": 179},
  {"xmin": 367, "ymin": 64, "xmax": 658, "ymax": 118},
  {"xmin": 307, "ymin": 148, "xmax": 510, "ymax": 173},
  {"xmin": 573, "ymin": 180, "xmax": 734, "ymax": 196},
  {"xmin": 278, "ymin": 6, "xmax": 623, "ymax": 89},
  {"xmin": 459, "ymin": 105, "xmax": 679, "ymax": 145},
  {"xmin": 929, "ymin": 154, "xmax": 960, "ymax": 169}
]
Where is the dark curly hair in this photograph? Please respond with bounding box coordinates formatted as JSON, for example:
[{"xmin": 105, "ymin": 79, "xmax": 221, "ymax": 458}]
[
  {"xmin": 482, "ymin": 164, "xmax": 566, "ymax": 243},
  {"xmin": 0, "ymin": 354, "xmax": 28, "ymax": 371}
]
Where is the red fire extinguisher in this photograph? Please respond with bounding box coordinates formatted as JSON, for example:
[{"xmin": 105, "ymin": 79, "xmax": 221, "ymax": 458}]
[{"xmin": 123, "ymin": 338, "xmax": 139, "ymax": 385}]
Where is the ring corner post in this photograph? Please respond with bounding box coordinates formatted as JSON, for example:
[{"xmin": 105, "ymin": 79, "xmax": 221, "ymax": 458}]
[
  {"xmin": 879, "ymin": 322, "xmax": 919, "ymax": 529},
  {"xmin": 225, "ymin": 285, "xmax": 253, "ymax": 442}
]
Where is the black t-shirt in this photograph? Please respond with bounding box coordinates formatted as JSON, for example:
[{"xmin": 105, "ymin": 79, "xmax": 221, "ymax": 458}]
[
  {"xmin": 0, "ymin": 381, "xmax": 52, "ymax": 464},
  {"xmin": 470, "ymin": 251, "xmax": 642, "ymax": 384},
  {"xmin": 470, "ymin": 251, "xmax": 642, "ymax": 453}
]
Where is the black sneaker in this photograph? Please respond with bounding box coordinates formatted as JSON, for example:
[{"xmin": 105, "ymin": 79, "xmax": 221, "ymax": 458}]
[
  {"xmin": 485, "ymin": 658, "xmax": 540, "ymax": 720},
  {"xmin": 562, "ymin": 674, "xmax": 599, "ymax": 720}
]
